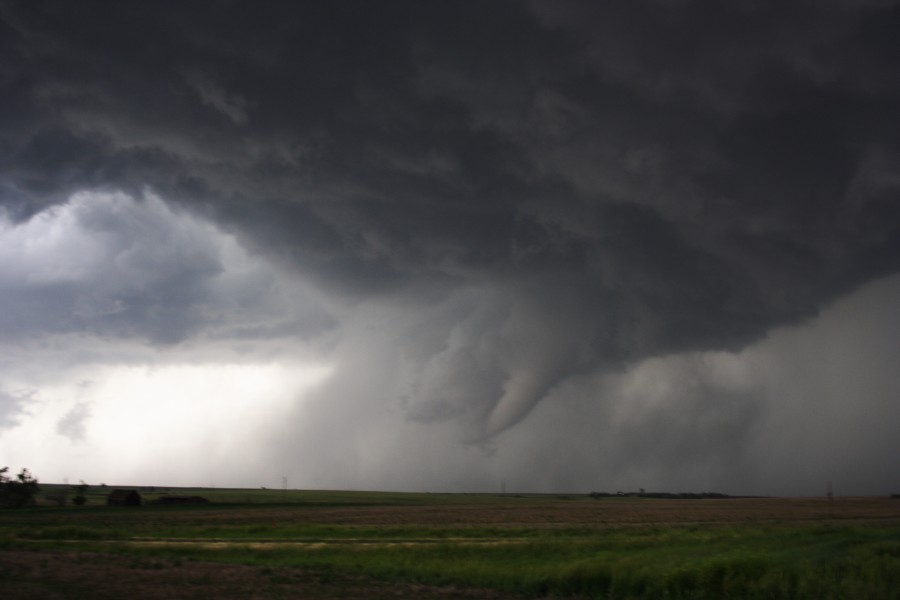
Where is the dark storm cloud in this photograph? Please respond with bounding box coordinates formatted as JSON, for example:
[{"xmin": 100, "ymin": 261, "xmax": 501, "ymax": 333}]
[{"xmin": 3, "ymin": 0, "xmax": 900, "ymax": 441}]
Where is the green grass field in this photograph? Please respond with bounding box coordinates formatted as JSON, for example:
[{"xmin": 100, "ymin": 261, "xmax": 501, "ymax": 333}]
[{"xmin": 2, "ymin": 488, "xmax": 899, "ymax": 599}]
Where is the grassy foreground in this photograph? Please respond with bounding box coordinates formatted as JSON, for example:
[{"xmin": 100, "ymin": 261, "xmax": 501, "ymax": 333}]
[{"xmin": 1, "ymin": 490, "xmax": 899, "ymax": 599}]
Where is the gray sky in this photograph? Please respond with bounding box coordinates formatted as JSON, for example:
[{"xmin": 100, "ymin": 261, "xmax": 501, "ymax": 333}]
[{"xmin": 1, "ymin": 0, "xmax": 899, "ymax": 495}]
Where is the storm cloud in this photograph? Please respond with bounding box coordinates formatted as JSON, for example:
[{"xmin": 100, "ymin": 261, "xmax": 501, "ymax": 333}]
[{"xmin": 1, "ymin": 1, "xmax": 899, "ymax": 494}]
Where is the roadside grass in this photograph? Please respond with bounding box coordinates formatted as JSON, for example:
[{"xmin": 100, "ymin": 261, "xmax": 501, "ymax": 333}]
[
  {"xmin": 7, "ymin": 524, "xmax": 895, "ymax": 599},
  {"xmin": 157, "ymin": 527, "xmax": 899, "ymax": 599}
]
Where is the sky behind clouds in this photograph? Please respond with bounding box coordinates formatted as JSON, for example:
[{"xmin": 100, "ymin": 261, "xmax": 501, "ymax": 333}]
[{"xmin": 1, "ymin": 0, "xmax": 899, "ymax": 495}]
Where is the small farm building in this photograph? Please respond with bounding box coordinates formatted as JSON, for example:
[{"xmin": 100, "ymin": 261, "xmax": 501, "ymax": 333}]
[
  {"xmin": 156, "ymin": 495, "xmax": 209, "ymax": 505},
  {"xmin": 107, "ymin": 489, "xmax": 142, "ymax": 506}
]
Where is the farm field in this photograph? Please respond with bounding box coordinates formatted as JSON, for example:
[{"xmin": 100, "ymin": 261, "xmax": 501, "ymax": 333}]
[{"xmin": 1, "ymin": 490, "xmax": 899, "ymax": 599}]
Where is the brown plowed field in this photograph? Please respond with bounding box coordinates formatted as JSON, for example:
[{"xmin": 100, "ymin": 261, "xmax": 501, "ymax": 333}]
[
  {"xmin": 283, "ymin": 496, "xmax": 900, "ymax": 527},
  {"xmin": 105, "ymin": 496, "xmax": 899, "ymax": 529}
]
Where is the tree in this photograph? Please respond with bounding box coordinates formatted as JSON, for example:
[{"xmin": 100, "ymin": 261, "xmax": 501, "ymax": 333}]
[
  {"xmin": 72, "ymin": 481, "xmax": 90, "ymax": 506},
  {"xmin": 0, "ymin": 467, "xmax": 40, "ymax": 508}
]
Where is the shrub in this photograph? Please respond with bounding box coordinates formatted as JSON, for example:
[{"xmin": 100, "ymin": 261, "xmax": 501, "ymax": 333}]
[{"xmin": 0, "ymin": 467, "xmax": 40, "ymax": 508}]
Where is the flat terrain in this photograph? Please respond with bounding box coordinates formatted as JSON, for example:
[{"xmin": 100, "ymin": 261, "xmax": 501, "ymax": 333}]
[{"xmin": 1, "ymin": 491, "xmax": 899, "ymax": 599}]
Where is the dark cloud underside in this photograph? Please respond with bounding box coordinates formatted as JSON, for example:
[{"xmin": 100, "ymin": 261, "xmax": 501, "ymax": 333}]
[{"xmin": 2, "ymin": 0, "xmax": 900, "ymax": 443}]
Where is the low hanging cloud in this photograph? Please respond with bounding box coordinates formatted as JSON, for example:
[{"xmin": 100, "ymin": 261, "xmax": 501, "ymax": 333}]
[
  {"xmin": 56, "ymin": 400, "xmax": 92, "ymax": 442},
  {"xmin": 0, "ymin": 388, "xmax": 33, "ymax": 431},
  {"xmin": 1, "ymin": 1, "xmax": 900, "ymax": 493},
  {"xmin": 0, "ymin": 190, "xmax": 334, "ymax": 348}
]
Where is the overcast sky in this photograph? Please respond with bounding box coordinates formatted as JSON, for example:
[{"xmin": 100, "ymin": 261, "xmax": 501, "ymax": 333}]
[{"xmin": 1, "ymin": 1, "xmax": 899, "ymax": 495}]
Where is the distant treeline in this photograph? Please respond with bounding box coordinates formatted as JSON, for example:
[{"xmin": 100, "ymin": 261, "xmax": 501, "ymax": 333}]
[{"xmin": 590, "ymin": 491, "xmax": 730, "ymax": 499}]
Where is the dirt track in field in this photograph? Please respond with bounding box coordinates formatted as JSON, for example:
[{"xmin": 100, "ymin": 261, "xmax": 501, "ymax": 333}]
[{"xmin": 0, "ymin": 549, "xmax": 528, "ymax": 600}]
